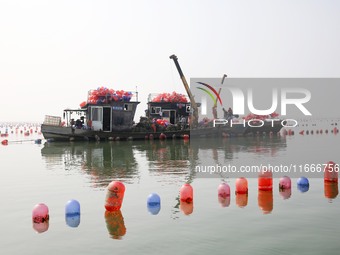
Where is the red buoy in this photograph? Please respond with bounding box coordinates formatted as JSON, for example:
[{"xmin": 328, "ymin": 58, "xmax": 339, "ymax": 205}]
[
  {"xmin": 183, "ymin": 134, "xmax": 189, "ymax": 140},
  {"xmin": 258, "ymin": 169, "xmax": 273, "ymax": 191},
  {"xmin": 1, "ymin": 139, "xmax": 8, "ymax": 145},
  {"xmin": 299, "ymin": 130, "xmax": 304, "ymax": 135},
  {"xmin": 159, "ymin": 133, "xmax": 166, "ymax": 140},
  {"xmin": 180, "ymin": 183, "xmax": 193, "ymax": 203},
  {"xmin": 235, "ymin": 177, "xmax": 248, "ymax": 194},
  {"xmin": 105, "ymin": 181, "xmax": 126, "ymax": 211},
  {"xmin": 324, "ymin": 161, "xmax": 338, "ymax": 183}
]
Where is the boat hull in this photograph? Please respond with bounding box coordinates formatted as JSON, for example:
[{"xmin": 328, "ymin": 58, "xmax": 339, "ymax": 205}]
[{"xmin": 42, "ymin": 120, "xmax": 283, "ymax": 142}]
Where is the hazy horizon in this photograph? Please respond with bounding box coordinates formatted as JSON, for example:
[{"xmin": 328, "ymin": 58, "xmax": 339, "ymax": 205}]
[{"xmin": 1, "ymin": 0, "xmax": 339, "ymax": 122}]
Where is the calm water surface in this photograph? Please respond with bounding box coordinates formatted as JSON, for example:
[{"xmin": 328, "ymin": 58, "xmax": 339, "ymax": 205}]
[{"xmin": 1, "ymin": 123, "xmax": 340, "ymax": 255}]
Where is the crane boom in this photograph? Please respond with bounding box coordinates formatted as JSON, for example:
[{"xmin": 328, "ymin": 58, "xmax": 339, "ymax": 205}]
[{"xmin": 169, "ymin": 54, "xmax": 198, "ymax": 127}]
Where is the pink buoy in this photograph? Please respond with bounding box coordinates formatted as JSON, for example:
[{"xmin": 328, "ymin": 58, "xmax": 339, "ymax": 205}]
[
  {"xmin": 235, "ymin": 177, "xmax": 248, "ymax": 194},
  {"xmin": 279, "ymin": 188, "xmax": 292, "ymax": 200},
  {"xmin": 105, "ymin": 181, "xmax": 126, "ymax": 211},
  {"xmin": 180, "ymin": 183, "xmax": 193, "ymax": 203},
  {"xmin": 279, "ymin": 176, "xmax": 291, "ymax": 189},
  {"xmin": 258, "ymin": 169, "xmax": 272, "ymax": 191},
  {"xmin": 324, "ymin": 161, "xmax": 338, "ymax": 183},
  {"xmin": 32, "ymin": 203, "xmax": 49, "ymax": 223},
  {"xmin": 218, "ymin": 183, "xmax": 230, "ymax": 198}
]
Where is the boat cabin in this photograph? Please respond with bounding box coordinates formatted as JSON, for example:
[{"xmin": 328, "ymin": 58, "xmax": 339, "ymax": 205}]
[{"xmin": 146, "ymin": 93, "xmax": 191, "ymax": 125}]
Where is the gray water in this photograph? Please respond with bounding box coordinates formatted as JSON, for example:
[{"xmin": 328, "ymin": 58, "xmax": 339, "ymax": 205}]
[{"xmin": 1, "ymin": 123, "xmax": 340, "ymax": 255}]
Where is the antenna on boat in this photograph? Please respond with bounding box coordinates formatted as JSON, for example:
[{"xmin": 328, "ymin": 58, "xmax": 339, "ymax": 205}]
[
  {"xmin": 135, "ymin": 86, "xmax": 138, "ymax": 101},
  {"xmin": 221, "ymin": 74, "xmax": 227, "ymax": 84}
]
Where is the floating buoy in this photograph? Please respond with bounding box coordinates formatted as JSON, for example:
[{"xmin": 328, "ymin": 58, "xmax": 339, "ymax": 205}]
[
  {"xmin": 297, "ymin": 177, "xmax": 309, "ymax": 193},
  {"xmin": 108, "ymin": 136, "xmax": 114, "ymax": 141},
  {"xmin": 32, "ymin": 203, "xmax": 49, "ymax": 223},
  {"xmin": 235, "ymin": 177, "xmax": 248, "ymax": 194},
  {"xmin": 65, "ymin": 199, "xmax": 80, "ymax": 215},
  {"xmin": 159, "ymin": 133, "xmax": 166, "ymax": 140},
  {"xmin": 311, "ymin": 130, "xmax": 314, "ymax": 135},
  {"xmin": 325, "ymin": 129, "xmax": 328, "ymax": 134},
  {"xmin": 115, "ymin": 136, "xmax": 120, "ymax": 141},
  {"xmin": 279, "ymin": 176, "xmax": 291, "ymax": 189},
  {"xmin": 180, "ymin": 183, "xmax": 193, "ymax": 203},
  {"xmin": 333, "ymin": 127, "xmax": 338, "ymax": 134},
  {"xmin": 183, "ymin": 134, "xmax": 189, "ymax": 140},
  {"xmin": 218, "ymin": 183, "xmax": 230, "ymax": 198},
  {"xmin": 65, "ymin": 199, "xmax": 81, "ymax": 227},
  {"xmin": 1, "ymin": 139, "xmax": 8, "ymax": 145},
  {"xmin": 217, "ymin": 183, "xmax": 231, "ymax": 207},
  {"xmin": 299, "ymin": 130, "xmax": 304, "ymax": 135},
  {"xmin": 324, "ymin": 182, "xmax": 338, "ymax": 200},
  {"xmin": 306, "ymin": 130, "xmax": 309, "ymax": 135},
  {"xmin": 258, "ymin": 190, "xmax": 273, "ymax": 214},
  {"xmin": 105, "ymin": 181, "xmax": 125, "ymax": 211},
  {"xmin": 320, "ymin": 129, "xmax": 323, "ymax": 134},
  {"xmin": 324, "ymin": 161, "xmax": 338, "ymax": 182},
  {"xmin": 105, "ymin": 210, "xmax": 126, "ymax": 239},
  {"xmin": 316, "ymin": 130, "xmax": 319, "ymax": 134},
  {"xmin": 147, "ymin": 193, "xmax": 161, "ymax": 215},
  {"xmin": 149, "ymin": 134, "xmax": 154, "ymax": 140},
  {"xmin": 258, "ymin": 169, "xmax": 272, "ymax": 191}
]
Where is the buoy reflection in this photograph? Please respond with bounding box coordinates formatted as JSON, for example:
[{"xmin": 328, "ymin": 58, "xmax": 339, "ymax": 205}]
[
  {"xmin": 104, "ymin": 210, "xmax": 126, "ymax": 240},
  {"xmin": 324, "ymin": 182, "xmax": 338, "ymax": 201},
  {"xmin": 258, "ymin": 190, "xmax": 273, "ymax": 214}
]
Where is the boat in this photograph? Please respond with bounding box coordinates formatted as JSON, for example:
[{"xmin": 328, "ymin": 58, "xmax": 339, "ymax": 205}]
[{"xmin": 41, "ymin": 55, "xmax": 283, "ymax": 142}]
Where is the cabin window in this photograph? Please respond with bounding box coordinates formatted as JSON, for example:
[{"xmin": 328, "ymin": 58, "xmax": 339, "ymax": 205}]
[
  {"xmin": 124, "ymin": 104, "xmax": 133, "ymax": 111},
  {"xmin": 151, "ymin": 106, "xmax": 161, "ymax": 114},
  {"xmin": 91, "ymin": 107, "xmax": 102, "ymax": 121}
]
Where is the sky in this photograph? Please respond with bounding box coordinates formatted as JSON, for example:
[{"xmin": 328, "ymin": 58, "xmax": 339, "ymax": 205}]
[{"xmin": 0, "ymin": 0, "xmax": 339, "ymax": 122}]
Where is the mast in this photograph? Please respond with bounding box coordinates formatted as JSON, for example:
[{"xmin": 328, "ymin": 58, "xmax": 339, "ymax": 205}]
[{"xmin": 169, "ymin": 54, "xmax": 198, "ymax": 127}]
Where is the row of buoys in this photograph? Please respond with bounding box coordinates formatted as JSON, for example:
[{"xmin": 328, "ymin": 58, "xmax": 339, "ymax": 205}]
[
  {"xmin": 32, "ymin": 199, "xmax": 81, "ymax": 233},
  {"xmin": 298, "ymin": 127, "xmax": 339, "ymax": 135},
  {"xmin": 32, "ymin": 176, "xmax": 339, "ymax": 235}
]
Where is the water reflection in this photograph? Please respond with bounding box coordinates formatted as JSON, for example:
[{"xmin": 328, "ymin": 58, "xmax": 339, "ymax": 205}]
[
  {"xmin": 41, "ymin": 137, "xmax": 287, "ymax": 187},
  {"xmin": 258, "ymin": 190, "xmax": 273, "ymax": 214},
  {"xmin": 324, "ymin": 182, "xmax": 338, "ymax": 201},
  {"xmin": 33, "ymin": 221, "xmax": 49, "ymax": 234},
  {"xmin": 104, "ymin": 210, "xmax": 126, "ymax": 240},
  {"xmin": 41, "ymin": 142, "xmax": 139, "ymax": 186}
]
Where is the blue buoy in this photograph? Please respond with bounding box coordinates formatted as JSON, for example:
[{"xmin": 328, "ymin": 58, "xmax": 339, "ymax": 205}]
[
  {"xmin": 147, "ymin": 193, "xmax": 161, "ymax": 215},
  {"xmin": 65, "ymin": 199, "xmax": 81, "ymax": 215},
  {"xmin": 65, "ymin": 199, "xmax": 80, "ymax": 227},
  {"xmin": 297, "ymin": 177, "xmax": 309, "ymax": 193}
]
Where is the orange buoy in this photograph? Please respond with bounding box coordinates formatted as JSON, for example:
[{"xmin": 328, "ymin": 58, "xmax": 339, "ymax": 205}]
[
  {"xmin": 235, "ymin": 177, "xmax": 248, "ymax": 194},
  {"xmin": 180, "ymin": 183, "xmax": 193, "ymax": 203},
  {"xmin": 105, "ymin": 181, "xmax": 126, "ymax": 211},
  {"xmin": 258, "ymin": 169, "xmax": 272, "ymax": 191},
  {"xmin": 324, "ymin": 161, "xmax": 338, "ymax": 183}
]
